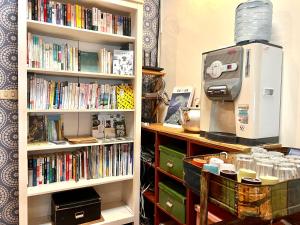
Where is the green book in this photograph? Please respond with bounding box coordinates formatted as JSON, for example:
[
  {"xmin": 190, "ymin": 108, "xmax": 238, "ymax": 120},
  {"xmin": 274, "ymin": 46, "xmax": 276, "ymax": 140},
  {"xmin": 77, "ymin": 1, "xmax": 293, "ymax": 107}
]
[{"xmin": 79, "ymin": 51, "xmax": 99, "ymax": 73}]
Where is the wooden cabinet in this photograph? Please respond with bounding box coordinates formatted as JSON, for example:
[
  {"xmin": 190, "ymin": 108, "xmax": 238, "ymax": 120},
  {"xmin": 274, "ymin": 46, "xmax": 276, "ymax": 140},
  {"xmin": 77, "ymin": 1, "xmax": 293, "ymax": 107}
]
[{"xmin": 141, "ymin": 124, "xmax": 252, "ymax": 225}]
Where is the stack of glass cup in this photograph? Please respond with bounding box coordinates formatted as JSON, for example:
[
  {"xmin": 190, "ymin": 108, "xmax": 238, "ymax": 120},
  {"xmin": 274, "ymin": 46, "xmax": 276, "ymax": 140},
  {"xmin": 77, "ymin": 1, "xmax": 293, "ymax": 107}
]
[{"xmin": 233, "ymin": 147, "xmax": 300, "ymax": 185}]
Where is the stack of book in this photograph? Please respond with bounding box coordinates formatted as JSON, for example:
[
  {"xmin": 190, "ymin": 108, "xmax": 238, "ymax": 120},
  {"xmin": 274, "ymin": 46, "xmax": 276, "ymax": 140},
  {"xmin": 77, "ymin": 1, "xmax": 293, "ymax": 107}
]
[
  {"xmin": 27, "ymin": 0, "xmax": 131, "ymax": 36},
  {"xmin": 28, "ymin": 143, "xmax": 133, "ymax": 187},
  {"xmin": 27, "ymin": 33, "xmax": 78, "ymax": 71},
  {"xmin": 28, "ymin": 75, "xmax": 134, "ymax": 110}
]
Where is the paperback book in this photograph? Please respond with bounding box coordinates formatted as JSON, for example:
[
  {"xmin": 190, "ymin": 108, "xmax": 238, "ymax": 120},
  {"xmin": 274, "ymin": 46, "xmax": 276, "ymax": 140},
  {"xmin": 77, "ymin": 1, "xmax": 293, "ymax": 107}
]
[{"xmin": 113, "ymin": 50, "xmax": 134, "ymax": 75}]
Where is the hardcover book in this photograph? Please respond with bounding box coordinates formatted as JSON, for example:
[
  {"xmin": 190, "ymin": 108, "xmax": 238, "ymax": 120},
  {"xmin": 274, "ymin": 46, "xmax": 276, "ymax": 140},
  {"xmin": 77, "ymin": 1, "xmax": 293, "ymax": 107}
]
[
  {"xmin": 28, "ymin": 115, "xmax": 47, "ymax": 143},
  {"xmin": 112, "ymin": 50, "xmax": 134, "ymax": 75},
  {"xmin": 78, "ymin": 51, "xmax": 99, "ymax": 72}
]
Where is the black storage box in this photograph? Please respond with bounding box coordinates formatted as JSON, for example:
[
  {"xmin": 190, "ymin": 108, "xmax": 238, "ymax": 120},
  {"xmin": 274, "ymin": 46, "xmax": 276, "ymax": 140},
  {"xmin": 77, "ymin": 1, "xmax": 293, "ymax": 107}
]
[
  {"xmin": 183, "ymin": 157, "xmax": 201, "ymax": 196},
  {"xmin": 51, "ymin": 187, "xmax": 101, "ymax": 225}
]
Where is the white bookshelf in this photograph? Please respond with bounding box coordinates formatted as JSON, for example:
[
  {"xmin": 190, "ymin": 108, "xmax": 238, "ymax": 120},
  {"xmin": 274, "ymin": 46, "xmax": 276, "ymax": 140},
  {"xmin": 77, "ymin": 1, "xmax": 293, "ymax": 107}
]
[
  {"xmin": 27, "ymin": 68, "xmax": 135, "ymax": 80},
  {"xmin": 18, "ymin": 1, "xmax": 143, "ymax": 225}
]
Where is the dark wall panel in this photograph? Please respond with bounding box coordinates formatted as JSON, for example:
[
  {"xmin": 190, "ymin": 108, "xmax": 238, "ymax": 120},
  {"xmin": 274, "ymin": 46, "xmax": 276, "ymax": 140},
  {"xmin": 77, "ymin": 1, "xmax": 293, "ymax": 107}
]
[{"xmin": 0, "ymin": 0, "xmax": 19, "ymax": 224}]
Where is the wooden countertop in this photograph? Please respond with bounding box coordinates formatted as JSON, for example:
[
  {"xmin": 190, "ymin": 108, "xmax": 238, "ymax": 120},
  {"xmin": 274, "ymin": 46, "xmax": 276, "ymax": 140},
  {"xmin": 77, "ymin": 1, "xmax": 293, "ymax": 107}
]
[{"xmin": 141, "ymin": 123, "xmax": 281, "ymax": 153}]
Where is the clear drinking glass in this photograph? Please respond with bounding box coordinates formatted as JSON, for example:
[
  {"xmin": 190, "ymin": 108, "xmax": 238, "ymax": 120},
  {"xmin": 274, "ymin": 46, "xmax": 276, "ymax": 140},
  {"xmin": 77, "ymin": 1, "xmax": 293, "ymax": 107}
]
[
  {"xmin": 256, "ymin": 159, "xmax": 274, "ymax": 177},
  {"xmin": 290, "ymin": 159, "xmax": 300, "ymax": 178},
  {"xmin": 267, "ymin": 151, "xmax": 284, "ymax": 158},
  {"xmin": 286, "ymin": 155, "xmax": 300, "ymax": 162},
  {"xmin": 235, "ymin": 154, "xmax": 254, "ymax": 171},
  {"xmin": 274, "ymin": 163, "xmax": 297, "ymax": 182},
  {"xmin": 251, "ymin": 147, "xmax": 267, "ymax": 154},
  {"xmin": 252, "ymin": 153, "xmax": 269, "ymax": 166}
]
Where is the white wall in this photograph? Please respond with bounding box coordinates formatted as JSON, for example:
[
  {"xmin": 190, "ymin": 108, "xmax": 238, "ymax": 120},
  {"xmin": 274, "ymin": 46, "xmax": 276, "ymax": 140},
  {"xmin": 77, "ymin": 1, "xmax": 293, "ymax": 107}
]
[{"xmin": 160, "ymin": 0, "xmax": 300, "ymax": 147}]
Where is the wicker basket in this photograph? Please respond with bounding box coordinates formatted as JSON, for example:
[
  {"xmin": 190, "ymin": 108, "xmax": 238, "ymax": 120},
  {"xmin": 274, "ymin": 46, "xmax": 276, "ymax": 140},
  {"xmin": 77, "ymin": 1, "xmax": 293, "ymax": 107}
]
[{"xmin": 184, "ymin": 148, "xmax": 300, "ymax": 220}]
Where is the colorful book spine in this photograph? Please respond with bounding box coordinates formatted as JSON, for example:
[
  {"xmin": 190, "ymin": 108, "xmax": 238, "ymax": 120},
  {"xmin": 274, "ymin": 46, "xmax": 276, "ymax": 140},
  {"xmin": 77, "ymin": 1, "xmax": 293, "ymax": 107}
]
[{"xmin": 28, "ymin": 1, "xmax": 131, "ymax": 36}]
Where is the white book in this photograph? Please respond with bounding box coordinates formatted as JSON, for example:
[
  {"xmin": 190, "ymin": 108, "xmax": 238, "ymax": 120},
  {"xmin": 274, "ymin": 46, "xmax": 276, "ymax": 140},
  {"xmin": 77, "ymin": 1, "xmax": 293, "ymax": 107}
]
[
  {"xmin": 102, "ymin": 12, "xmax": 107, "ymax": 32},
  {"xmin": 27, "ymin": 0, "xmax": 32, "ymax": 20},
  {"xmin": 92, "ymin": 7, "xmax": 98, "ymax": 31},
  {"xmin": 52, "ymin": 6, "xmax": 56, "ymax": 24},
  {"xmin": 97, "ymin": 9, "xmax": 102, "ymax": 32}
]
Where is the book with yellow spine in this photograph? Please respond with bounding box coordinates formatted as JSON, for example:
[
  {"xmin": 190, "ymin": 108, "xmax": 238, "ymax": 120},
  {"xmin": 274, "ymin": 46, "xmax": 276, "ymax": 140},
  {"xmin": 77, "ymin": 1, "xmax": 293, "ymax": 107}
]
[{"xmin": 116, "ymin": 84, "xmax": 134, "ymax": 109}]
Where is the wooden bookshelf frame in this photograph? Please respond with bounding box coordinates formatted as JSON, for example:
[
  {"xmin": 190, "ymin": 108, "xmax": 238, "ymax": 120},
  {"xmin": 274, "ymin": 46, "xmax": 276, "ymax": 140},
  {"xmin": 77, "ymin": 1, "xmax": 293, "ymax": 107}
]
[{"xmin": 18, "ymin": 1, "xmax": 143, "ymax": 224}]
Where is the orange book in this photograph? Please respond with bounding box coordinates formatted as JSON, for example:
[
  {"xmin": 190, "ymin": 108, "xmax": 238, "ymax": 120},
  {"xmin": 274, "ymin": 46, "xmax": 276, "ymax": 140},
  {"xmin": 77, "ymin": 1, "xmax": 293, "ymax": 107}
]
[{"xmin": 67, "ymin": 3, "xmax": 71, "ymax": 26}]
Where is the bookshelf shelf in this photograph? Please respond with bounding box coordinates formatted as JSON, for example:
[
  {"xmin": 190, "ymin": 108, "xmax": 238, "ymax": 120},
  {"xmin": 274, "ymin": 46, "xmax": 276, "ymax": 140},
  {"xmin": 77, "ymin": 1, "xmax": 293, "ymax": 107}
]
[
  {"xmin": 27, "ymin": 109, "xmax": 135, "ymax": 113},
  {"xmin": 27, "ymin": 20, "xmax": 136, "ymax": 44},
  {"xmin": 27, "ymin": 138, "xmax": 134, "ymax": 152},
  {"xmin": 27, "ymin": 68, "xmax": 135, "ymax": 80},
  {"xmin": 29, "ymin": 201, "xmax": 134, "ymax": 225},
  {"xmin": 28, "ymin": 175, "xmax": 133, "ymax": 196}
]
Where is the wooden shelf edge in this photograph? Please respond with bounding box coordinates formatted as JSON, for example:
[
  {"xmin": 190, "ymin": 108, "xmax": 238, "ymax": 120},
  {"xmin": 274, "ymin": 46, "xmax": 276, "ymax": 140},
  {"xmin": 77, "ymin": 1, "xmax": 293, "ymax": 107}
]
[
  {"xmin": 142, "ymin": 69, "xmax": 165, "ymax": 76},
  {"xmin": 156, "ymin": 167, "xmax": 184, "ymax": 184},
  {"xmin": 157, "ymin": 203, "xmax": 186, "ymax": 225}
]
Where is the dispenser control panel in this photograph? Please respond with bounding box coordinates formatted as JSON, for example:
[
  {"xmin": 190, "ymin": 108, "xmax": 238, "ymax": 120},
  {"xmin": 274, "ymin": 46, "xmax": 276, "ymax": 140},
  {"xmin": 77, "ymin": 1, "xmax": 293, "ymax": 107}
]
[
  {"xmin": 206, "ymin": 61, "xmax": 238, "ymax": 79},
  {"xmin": 207, "ymin": 85, "xmax": 228, "ymax": 97}
]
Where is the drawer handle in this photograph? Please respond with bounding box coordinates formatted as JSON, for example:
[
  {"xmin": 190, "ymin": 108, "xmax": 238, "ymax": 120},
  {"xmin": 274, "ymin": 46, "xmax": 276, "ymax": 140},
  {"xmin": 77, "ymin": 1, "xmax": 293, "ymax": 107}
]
[
  {"xmin": 75, "ymin": 211, "xmax": 84, "ymax": 219},
  {"xmin": 166, "ymin": 201, "xmax": 173, "ymax": 208},
  {"xmin": 166, "ymin": 162, "xmax": 173, "ymax": 168}
]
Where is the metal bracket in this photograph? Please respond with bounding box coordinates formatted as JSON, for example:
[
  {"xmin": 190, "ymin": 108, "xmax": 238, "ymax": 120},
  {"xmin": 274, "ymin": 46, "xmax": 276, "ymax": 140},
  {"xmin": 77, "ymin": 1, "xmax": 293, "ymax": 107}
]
[{"xmin": 0, "ymin": 89, "xmax": 17, "ymax": 100}]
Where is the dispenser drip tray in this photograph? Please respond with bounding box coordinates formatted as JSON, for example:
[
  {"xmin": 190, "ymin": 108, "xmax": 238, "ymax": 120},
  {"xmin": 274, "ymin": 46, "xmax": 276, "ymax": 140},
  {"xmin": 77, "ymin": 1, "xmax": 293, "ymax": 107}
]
[{"xmin": 205, "ymin": 132, "xmax": 238, "ymax": 144}]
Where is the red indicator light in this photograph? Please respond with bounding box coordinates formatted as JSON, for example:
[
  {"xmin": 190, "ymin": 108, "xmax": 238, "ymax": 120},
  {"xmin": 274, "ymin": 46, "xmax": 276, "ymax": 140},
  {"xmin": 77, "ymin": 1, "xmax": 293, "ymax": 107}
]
[{"xmin": 227, "ymin": 64, "xmax": 232, "ymax": 69}]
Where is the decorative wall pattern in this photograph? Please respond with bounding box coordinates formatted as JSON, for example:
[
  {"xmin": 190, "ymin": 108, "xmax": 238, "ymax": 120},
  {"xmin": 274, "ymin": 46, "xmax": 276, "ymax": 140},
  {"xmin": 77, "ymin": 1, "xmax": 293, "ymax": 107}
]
[
  {"xmin": 142, "ymin": 0, "xmax": 161, "ymax": 123},
  {"xmin": 0, "ymin": 0, "xmax": 19, "ymax": 224},
  {"xmin": 143, "ymin": 0, "xmax": 160, "ymax": 67}
]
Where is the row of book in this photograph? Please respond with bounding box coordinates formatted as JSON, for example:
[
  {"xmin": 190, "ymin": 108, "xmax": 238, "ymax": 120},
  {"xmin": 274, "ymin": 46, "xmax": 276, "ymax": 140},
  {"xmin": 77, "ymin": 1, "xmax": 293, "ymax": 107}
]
[
  {"xmin": 28, "ymin": 75, "xmax": 134, "ymax": 110},
  {"xmin": 28, "ymin": 0, "xmax": 131, "ymax": 36},
  {"xmin": 28, "ymin": 33, "xmax": 134, "ymax": 75},
  {"xmin": 28, "ymin": 32, "xmax": 78, "ymax": 71},
  {"xmin": 28, "ymin": 115, "xmax": 63, "ymax": 143},
  {"xmin": 28, "ymin": 143, "xmax": 133, "ymax": 187}
]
